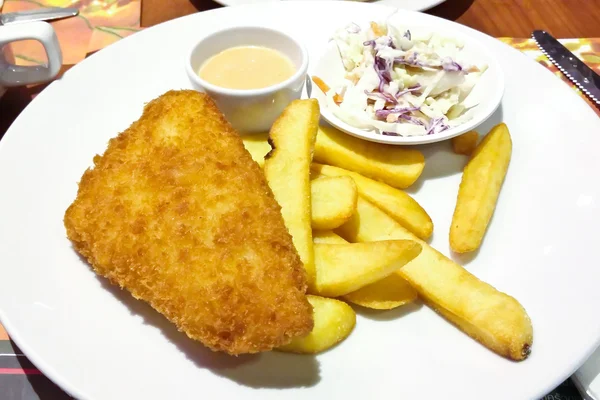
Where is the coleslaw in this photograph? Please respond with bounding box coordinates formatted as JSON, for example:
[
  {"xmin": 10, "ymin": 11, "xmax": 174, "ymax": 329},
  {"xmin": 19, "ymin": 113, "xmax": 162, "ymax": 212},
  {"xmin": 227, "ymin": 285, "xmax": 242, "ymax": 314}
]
[{"xmin": 318, "ymin": 20, "xmax": 488, "ymax": 137}]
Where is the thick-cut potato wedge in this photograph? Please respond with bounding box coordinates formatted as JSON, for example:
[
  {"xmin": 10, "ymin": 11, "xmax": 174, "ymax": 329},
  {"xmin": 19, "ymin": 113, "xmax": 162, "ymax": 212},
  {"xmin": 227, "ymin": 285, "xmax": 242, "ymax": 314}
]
[
  {"xmin": 311, "ymin": 176, "xmax": 358, "ymax": 231},
  {"xmin": 311, "ymin": 228, "xmax": 418, "ymax": 309},
  {"xmin": 238, "ymin": 146, "xmax": 360, "ymax": 233},
  {"xmin": 240, "ymin": 140, "xmax": 359, "ymax": 232},
  {"xmin": 451, "ymin": 131, "xmax": 479, "ymax": 156},
  {"xmin": 313, "ymin": 241, "xmax": 422, "ymax": 297},
  {"xmin": 264, "ymin": 99, "xmax": 320, "ymax": 291},
  {"xmin": 343, "ymin": 273, "xmax": 418, "ymax": 310},
  {"xmin": 314, "ymin": 124, "xmax": 425, "ymax": 189},
  {"xmin": 336, "ymin": 197, "xmax": 533, "ymax": 361},
  {"xmin": 312, "ymin": 163, "xmax": 433, "ymax": 240},
  {"xmin": 450, "ymin": 123, "xmax": 512, "ymax": 253},
  {"xmin": 242, "ymin": 132, "xmax": 270, "ymax": 167},
  {"xmin": 313, "ymin": 231, "xmax": 348, "ymax": 244},
  {"xmin": 277, "ymin": 295, "xmax": 356, "ymax": 354}
]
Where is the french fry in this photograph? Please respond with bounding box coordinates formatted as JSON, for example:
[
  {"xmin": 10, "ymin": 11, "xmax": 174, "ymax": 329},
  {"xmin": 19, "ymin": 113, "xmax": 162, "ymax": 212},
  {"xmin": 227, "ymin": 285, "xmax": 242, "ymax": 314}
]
[
  {"xmin": 343, "ymin": 273, "xmax": 417, "ymax": 310},
  {"xmin": 313, "ymin": 241, "xmax": 422, "ymax": 297},
  {"xmin": 450, "ymin": 123, "xmax": 512, "ymax": 253},
  {"xmin": 451, "ymin": 131, "xmax": 479, "ymax": 156},
  {"xmin": 311, "ymin": 176, "xmax": 358, "ymax": 231},
  {"xmin": 311, "ymin": 230, "xmax": 419, "ymax": 309},
  {"xmin": 243, "ymin": 137, "xmax": 361, "ymax": 232},
  {"xmin": 336, "ymin": 197, "xmax": 533, "ymax": 361},
  {"xmin": 242, "ymin": 132, "xmax": 270, "ymax": 167},
  {"xmin": 314, "ymin": 124, "xmax": 425, "ymax": 189},
  {"xmin": 312, "ymin": 163, "xmax": 433, "ymax": 240},
  {"xmin": 313, "ymin": 231, "xmax": 348, "ymax": 244},
  {"xmin": 264, "ymin": 99, "xmax": 320, "ymax": 291},
  {"xmin": 277, "ymin": 295, "xmax": 356, "ymax": 354}
]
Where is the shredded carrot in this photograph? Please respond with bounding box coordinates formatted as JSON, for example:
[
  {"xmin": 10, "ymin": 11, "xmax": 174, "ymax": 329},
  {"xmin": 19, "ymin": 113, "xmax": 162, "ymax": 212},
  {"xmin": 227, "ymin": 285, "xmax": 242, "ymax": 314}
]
[
  {"xmin": 370, "ymin": 21, "xmax": 387, "ymax": 37},
  {"xmin": 312, "ymin": 76, "xmax": 344, "ymax": 105},
  {"xmin": 312, "ymin": 76, "xmax": 330, "ymax": 94}
]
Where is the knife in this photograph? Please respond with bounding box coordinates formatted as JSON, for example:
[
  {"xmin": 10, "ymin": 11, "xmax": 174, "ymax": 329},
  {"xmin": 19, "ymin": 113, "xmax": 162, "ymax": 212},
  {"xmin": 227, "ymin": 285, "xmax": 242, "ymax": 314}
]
[
  {"xmin": 532, "ymin": 30, "xmax": 600, "ymax": 106},
  {"xmin": 0, "ymin": 7, "xmax": 79, "ymax": 26}
]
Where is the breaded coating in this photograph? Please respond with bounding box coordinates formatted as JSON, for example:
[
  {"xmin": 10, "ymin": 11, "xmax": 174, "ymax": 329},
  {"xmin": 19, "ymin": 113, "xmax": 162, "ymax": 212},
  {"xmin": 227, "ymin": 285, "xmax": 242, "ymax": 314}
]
[{"xmin": 64, "ymin": 90, "xmax": 314, "ymax": 355}]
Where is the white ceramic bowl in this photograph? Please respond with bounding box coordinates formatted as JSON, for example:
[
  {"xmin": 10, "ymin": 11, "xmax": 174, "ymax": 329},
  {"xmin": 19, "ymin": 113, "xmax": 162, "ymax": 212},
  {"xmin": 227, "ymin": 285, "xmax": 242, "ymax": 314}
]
[
  {"xmin": 185, "ymin": 26, "xmax": 309, "ymax": 133},
  {"xmin": 310, "ymin": 23, "xmax": 504, "ymax": 145}
]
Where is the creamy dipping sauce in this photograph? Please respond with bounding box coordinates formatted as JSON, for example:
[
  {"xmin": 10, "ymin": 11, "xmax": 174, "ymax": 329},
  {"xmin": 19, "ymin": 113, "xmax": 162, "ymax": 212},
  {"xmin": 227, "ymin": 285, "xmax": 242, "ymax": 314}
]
[{"xmin": 198, "ymin": 46, "xmax": 296, "ymax": 90}]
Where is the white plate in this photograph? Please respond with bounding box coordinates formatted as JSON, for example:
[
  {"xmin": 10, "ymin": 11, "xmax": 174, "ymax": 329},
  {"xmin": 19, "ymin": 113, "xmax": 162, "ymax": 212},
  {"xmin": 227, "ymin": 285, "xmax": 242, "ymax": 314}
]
[
  {"xmin": 1, "ymin": 2, "xmax": 600, "ymax": 400},
  {"xmin": 214, "ymin": 0, "xmax": 446, "ymax": 12},
  {"xmin": 311, "ymin": 25, "xmax": 504, "ymax": 145}
]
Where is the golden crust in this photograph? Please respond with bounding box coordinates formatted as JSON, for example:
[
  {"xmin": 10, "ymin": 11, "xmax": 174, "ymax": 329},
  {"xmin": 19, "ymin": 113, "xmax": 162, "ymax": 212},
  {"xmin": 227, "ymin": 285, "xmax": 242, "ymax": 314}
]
[{"xmin": 64, "ymin": 90, "xmax": 313, "ymax": 355}]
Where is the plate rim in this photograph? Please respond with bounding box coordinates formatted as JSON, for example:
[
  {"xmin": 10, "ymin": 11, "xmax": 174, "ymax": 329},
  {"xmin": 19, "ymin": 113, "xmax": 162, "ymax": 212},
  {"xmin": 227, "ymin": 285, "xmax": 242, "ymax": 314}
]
[{"xmin": 212, "ymin": 0, "xmax": 447, "ymax": 13}]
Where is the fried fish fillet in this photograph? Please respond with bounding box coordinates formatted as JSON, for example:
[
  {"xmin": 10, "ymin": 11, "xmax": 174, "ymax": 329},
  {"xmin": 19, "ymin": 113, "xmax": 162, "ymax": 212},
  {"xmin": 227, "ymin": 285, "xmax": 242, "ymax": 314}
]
[{"xmin": 64, "ymin": 90, "xmax": 314, "ymax": 355}]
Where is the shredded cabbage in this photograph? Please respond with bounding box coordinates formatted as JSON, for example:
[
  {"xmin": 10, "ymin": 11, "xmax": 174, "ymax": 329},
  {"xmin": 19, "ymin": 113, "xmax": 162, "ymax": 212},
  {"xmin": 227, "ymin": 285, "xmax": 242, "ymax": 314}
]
[{"xmin": 327, "ymin": 18, "xmax": 487, "ymax": 137}]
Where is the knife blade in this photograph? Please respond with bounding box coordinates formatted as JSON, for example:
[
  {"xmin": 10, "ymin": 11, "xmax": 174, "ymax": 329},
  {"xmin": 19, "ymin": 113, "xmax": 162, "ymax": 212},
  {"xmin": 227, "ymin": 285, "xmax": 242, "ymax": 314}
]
[
  {"xmin": 0, "ymin": 7, "xmax": 79, "ymax": 26},
  {"xmin": 532, "ymin": 30, "xmax": 600, "ymax": 106}
]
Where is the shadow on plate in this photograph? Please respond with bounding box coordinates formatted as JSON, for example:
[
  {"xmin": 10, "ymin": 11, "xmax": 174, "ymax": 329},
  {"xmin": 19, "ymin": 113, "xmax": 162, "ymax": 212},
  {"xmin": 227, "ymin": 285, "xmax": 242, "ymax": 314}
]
[
  {"xmin": 450, "ymin": 245, "xmax": 480, "ymax": 266},
  {"xmin": 403, "ymin": 142, "xmax": 465, "ymax": 195},
  {"xmin": 94, "ymin": 273, "xmax": 321, "ymax": 388},
  {"xmin": 405, "ymin": 105, "xmax": 505, "ymax": 193},
  {"xmin": 354, "ymin": 301, "xmax": 423, "ymax": 321},
  {"xmin": 71, "ymin": 249, "xmax": 321, "ymax": 389}
]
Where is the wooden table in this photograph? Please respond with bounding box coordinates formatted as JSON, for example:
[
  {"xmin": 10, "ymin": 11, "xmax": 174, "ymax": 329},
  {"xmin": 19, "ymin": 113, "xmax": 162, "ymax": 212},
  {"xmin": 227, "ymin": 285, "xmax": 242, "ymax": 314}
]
[{"xmin": 141, "ymin": 0, "xmax": 600, "ymax": 38}]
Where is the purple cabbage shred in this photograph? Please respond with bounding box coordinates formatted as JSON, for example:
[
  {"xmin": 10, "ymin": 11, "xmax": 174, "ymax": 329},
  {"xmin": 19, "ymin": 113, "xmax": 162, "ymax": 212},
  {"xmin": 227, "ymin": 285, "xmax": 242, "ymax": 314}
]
[
  {"xmin": 383, "ymin": 36, "xmax": 396, "ymax": 49},
  {"xmin": 395, "ymin": 83, "xmax": 422, "ymax": 98},
  {"xmin": 399, "ymin": 114, "xmax": 426, "ymax": 126},
  {"xmin": 364, "ymin": 90, "xmax": 398, "ymax": 104},
  {"xmin": 364, "ymin": 36, "xmax": 395, "ymax": 49},
  {"xmin": 375, "ymin": 106, "xmax": 420, "ymax": 119},
  {"xmin": 394, "ymin": 53, "xmax": 422, "ymax": 68},
  {"xmin": 442, "ymin": 57, "xmax": 463, "ymax": 72},
  {"xmin": 426, "ymin": 117, "xmax": 450, "ymax": 135},
  {"xmin": 382, "ymin": 131, "xmax": 400, "ymax": 136},
  {"xmin": 403, "ymin": 30, "xmax": 411, "ymax": 40},
  {"xmin": 373, "ymin": 56, "xmax": 393, "ymax": 93}
]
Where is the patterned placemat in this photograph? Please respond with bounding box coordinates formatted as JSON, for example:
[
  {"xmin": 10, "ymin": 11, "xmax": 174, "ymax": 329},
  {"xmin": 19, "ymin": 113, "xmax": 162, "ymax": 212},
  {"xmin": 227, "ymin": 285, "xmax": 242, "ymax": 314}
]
[
  {"xmin": 0, "ymin": 2, "xmax": 598, "ymax": 398},
  {"xmin": 499, "ymin": 37, "xmax": 600, "ymax": 116},
  {"xmin": 1, "ymin": 0, "xmax": 141, "ymax": 65}
]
